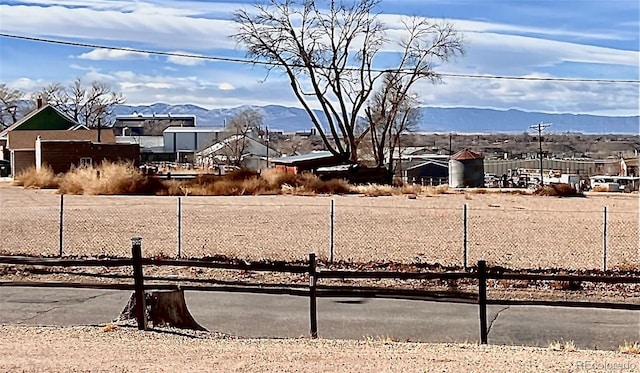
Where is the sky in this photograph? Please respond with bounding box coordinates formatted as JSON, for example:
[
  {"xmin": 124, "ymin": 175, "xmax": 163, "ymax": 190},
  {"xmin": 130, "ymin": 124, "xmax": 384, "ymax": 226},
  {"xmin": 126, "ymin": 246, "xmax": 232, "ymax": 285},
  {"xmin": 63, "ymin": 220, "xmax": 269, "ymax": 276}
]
[{"xmin": 0, "ymin": 0, "xmax": 639, "ymax": 117}]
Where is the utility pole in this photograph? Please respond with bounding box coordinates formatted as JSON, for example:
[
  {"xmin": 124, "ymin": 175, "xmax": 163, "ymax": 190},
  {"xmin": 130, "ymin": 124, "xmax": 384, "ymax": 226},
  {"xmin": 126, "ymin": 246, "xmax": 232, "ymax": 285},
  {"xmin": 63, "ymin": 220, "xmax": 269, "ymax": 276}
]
[
  {"xmin": 265, "ymin": 126, "xmax": 269, "ymax": 170},
  {"xmin": 529, "ymin": 122, "xmax": 551, "ymax": 186}
]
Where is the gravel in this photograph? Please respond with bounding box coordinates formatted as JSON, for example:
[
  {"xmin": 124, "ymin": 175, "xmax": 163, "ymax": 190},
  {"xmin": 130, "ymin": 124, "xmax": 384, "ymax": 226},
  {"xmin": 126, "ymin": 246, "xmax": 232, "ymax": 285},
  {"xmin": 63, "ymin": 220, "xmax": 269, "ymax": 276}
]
[{"xmin": 0, "ymin": 325, "xmax": 637, "ymax": 372}]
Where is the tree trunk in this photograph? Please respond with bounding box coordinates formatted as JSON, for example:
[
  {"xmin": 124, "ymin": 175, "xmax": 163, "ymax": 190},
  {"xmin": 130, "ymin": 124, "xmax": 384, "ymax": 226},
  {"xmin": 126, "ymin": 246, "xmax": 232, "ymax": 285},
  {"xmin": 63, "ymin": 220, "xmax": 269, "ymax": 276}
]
[{"xmin": 116, "ymin": 290, "xmax": 207, "ymax": 331}]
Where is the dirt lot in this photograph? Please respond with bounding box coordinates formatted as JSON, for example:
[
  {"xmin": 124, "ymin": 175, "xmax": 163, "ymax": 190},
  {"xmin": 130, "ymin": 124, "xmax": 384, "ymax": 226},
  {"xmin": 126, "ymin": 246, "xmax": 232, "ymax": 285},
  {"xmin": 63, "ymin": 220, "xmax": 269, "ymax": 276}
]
[
  {"xmin": 1, "ymin": 183, "xmax": 638, "ymax": 271},
  {"xmin": 0, "ymin": 325, "xmax": 637, "ymax": 372}
]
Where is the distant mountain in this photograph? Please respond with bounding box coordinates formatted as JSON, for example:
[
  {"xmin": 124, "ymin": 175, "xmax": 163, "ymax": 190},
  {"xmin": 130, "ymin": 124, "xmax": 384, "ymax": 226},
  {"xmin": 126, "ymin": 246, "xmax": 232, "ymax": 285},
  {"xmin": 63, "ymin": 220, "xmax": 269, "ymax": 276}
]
[{"xmin": 112, "ymin": 103, "xmax": 639, "ymax": 134}]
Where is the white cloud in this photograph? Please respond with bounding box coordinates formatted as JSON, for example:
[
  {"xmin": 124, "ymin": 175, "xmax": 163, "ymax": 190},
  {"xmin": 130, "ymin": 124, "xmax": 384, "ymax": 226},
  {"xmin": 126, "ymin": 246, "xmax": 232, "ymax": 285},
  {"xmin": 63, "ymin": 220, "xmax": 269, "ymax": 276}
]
[
  {"xmin": 1, "ymin": 2, "xmax": 638, "ymax": 116},
  {"xmin": 218, "ymin": 83, "xmax": 235, "ymax": 90},
  {"xmin": 77, "ymin": 48, "xmax": 149, "ymax": 61}
]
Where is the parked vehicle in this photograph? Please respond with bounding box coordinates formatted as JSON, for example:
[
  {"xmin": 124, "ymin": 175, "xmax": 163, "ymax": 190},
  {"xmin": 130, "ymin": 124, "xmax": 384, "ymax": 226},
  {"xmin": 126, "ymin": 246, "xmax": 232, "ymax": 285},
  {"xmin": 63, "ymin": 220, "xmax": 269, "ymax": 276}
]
[{"xmin": 0, "ymin": 160, "xmax": 10, "ymax": 177}]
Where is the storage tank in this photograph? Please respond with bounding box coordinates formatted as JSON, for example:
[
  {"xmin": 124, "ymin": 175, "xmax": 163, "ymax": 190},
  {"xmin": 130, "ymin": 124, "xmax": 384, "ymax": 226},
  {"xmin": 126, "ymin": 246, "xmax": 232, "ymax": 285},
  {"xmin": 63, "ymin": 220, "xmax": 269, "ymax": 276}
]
[{"xmin": 449, "ymin": 149, "xmax": 485, "ymax": 188}]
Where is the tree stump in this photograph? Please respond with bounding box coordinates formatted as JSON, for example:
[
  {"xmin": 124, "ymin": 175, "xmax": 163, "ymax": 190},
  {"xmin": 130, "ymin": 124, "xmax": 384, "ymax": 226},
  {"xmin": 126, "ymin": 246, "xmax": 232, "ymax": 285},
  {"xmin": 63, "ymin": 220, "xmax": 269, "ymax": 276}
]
[{"xmin": 116, "ymin": 290, "xmax": 207, "ymax": 331}]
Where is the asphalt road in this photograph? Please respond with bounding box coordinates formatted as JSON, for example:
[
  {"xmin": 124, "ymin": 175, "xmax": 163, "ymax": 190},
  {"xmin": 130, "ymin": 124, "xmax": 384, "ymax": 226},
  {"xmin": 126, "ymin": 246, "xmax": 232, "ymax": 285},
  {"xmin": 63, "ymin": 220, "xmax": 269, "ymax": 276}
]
[{"xmin": 0, "ymin": 287, "xmax": 637, "ymax": 351}]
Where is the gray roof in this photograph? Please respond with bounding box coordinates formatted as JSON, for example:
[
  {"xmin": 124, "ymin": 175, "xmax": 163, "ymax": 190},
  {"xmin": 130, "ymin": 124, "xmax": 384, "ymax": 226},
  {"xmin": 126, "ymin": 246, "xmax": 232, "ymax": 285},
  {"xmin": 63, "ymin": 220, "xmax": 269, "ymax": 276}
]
[
  {"xmin": 271, "ymin": 151, "xmax": 336, "ymax": 164},
  {"xmin": 405, "ymin": 159, "xmax": 449, "ymax": 171}
]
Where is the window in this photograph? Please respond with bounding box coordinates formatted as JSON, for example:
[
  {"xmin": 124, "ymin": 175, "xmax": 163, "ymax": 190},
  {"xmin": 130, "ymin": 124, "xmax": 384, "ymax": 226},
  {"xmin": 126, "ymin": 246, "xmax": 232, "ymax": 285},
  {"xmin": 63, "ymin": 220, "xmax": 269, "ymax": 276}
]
[{"xmin": 79, "ymin": 157, "xmax": 92, "ymax": 167}]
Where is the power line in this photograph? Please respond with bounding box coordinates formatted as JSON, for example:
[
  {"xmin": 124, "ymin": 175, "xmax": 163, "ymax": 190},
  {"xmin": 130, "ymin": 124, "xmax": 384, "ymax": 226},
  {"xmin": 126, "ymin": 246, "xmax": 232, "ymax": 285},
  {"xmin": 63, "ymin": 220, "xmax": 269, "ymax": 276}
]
[{"xmin": 1, "ymin": 32, "xmax": 639, "ymax": 84}]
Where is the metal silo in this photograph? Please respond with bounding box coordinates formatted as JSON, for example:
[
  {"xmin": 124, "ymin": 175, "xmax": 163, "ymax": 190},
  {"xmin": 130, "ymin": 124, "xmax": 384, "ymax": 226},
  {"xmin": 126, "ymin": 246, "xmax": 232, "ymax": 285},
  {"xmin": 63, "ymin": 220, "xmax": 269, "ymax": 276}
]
[{"xmin": 448, "ymin": 149, "xmax": 485, "ymax": 188}]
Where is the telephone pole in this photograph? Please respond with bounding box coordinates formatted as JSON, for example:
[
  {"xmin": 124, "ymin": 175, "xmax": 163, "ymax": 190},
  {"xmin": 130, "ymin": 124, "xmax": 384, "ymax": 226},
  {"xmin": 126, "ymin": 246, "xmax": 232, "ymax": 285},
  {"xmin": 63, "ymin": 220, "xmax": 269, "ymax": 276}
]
[{"xmin": 529, "ymin": 122, "xmax": 551, "ymax": 186}]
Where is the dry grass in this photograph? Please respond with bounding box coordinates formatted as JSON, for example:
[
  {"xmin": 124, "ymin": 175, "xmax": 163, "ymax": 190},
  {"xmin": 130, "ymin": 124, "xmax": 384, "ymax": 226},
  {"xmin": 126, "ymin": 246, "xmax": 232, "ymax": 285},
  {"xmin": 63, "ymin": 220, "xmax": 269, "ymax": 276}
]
[
  {"xmin": 352, "ymin": 183, "xmax": 449, "ymax": 197},
  {"xmin": 11, "ymin": 164, "xmax": 459, "ymax": 197},
  {"xmin": 13, "ymin": 166, "xmax": 60, "ymax": 189},
  {"xmin": 591, "ymin": 185, "xmax": 611, "ymax": 192},
  {"xmin": 549, "ymin": 340, "xmax": 577, "ymax": 352},
  {"xmin": 535, "ymin": 183, "xmax": 583, "ymax": 197},
  {"xmin": 618, "ymin": 341, "xmax": 640, "ymax": 354},
  {"xmin": 58, "ymin": 162, "xmax": 166, "ymax": 195}
]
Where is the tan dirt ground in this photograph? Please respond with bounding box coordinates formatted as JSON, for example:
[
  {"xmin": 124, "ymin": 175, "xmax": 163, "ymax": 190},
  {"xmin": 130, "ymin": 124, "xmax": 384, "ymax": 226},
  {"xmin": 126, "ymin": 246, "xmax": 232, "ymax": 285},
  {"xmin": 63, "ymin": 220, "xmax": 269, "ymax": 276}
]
[
  {"xmin": 0, "ymin": 325, "xmax": 637, "ymax": 373},
  {"xmin": 1, "ymin": 183, "xmax": 638, "ymax": 271}
]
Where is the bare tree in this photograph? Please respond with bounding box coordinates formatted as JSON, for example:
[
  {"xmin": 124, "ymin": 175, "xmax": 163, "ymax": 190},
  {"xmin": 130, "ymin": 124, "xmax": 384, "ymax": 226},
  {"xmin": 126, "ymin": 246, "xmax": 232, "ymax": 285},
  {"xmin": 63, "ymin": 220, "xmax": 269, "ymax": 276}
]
[
  {"xmin": 220, "ymin": 108, "xmax": 265, "ymax": 167},
  {"xmin": 34, "ymin": 78, "xmax": 125, "ymax": 127},
  {"xmin": 233, "ymin": 0, "xmax": 463, "ymax": 163},
  {"xmin": 0, "ymin": 84, "xmax": 27, "ymax": 129},
  {"xmin": 365, "ymin": 71, "xmax": 421, "ymax": 181},
  {"xmin": 274, "ymin": 134, "xmax": 314, "ymax": 156}
]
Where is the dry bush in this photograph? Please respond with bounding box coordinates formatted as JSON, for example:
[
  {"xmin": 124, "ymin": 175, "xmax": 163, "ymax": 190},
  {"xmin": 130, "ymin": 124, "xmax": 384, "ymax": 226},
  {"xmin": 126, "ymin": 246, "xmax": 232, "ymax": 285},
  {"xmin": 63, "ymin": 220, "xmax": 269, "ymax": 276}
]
[
  {"xmin": 424, "ymin": 184, "xmax": 450, "ymax": 195},
  {"xmin": 352, "ymin": 184, "xmax": 396, "ymax": 197},
  {"xmin": 549, "ymin": 340, "xmax": 577, "ymax": 352},
  {"xmin": 160, "ymin": 180, "xmax": 185, "ymax": 196},
  {"xmin": 58, "ymin": 162, "xmax": 167, "ymax": 195},
  {"xmin": 303, "ymin": 177, "xmax": 351, "ymax": 194},
  {"xmin": 619, "ymin": 341, "xmax": 640, "ymax": 354},
  {"xmin": 13, "ymin": 166, "xmax": 59, "ymax": 189},
  {"xmin": 224, "ymin": 168, "xmax": 259, "ymax": 181},
  {"xmin": 534, "ymin": 183, "xmax": 583, "ymax": 197}
]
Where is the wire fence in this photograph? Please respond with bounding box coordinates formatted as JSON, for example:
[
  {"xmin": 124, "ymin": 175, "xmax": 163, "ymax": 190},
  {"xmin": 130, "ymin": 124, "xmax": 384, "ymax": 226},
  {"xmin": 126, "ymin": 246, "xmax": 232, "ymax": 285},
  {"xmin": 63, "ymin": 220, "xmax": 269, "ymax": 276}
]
[{"xmin": 1, "ymin": 194, "xmax": 638, "ymax": 271}]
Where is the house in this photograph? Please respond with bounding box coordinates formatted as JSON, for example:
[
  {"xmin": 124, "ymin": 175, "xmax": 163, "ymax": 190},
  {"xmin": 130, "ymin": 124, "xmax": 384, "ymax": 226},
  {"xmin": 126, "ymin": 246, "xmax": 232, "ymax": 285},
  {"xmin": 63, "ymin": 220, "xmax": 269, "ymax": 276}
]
[
  {"xmin": 35, "ymin": 137, "xmax": 140, "ymax": 174},
  {"xmin": 270, "ymin": 151, "xmax": 343, "ymax": 174},
  {"xmin": 196, "ymin": 134, "xmax": 279, "ymax": 171},
  {"xmin": 0, "ymin": 103, "xmax": 134, "ymax": 175},
  {"xmin": 620, "ymin": 157, "xmax": 639, "ymax": 177},
  {"xmin": 402, "ymin": 159, "xmax": 449, "ymax": 185},
  {"xmin": 113, "ymin": 113, "xmax": 196, "ymax": 136}
]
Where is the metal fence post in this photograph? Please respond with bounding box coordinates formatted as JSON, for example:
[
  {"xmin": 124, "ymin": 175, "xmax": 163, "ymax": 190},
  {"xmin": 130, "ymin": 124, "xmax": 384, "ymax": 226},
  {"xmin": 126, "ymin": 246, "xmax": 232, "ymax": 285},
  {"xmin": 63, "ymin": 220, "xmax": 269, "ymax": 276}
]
[
  {"xmin": 309, "ymin": 253, "xmax": 318, "ymax": 338},
  {"xmin": 131, "ymin": 237, "xmax": 147, "ymax": 331},
  {"xmin": 463, "ymin": 204, "xmax": 468, "ymax": 270},
  {"xmin": 59, "ymin": 194, "xmax": 64, "ymax": 257},
  {"xmin": 602, "ymin": 206, "xmax": 608, "ymax": 272},
  {"xmin": 177, "ymin": 197, "xmax": 182, "ymax": 258},
  {"xmin": 329, "ymin": 200, "xmax": 335, "ymax": 263},
  {"xmin": 478, "ymin": 260, "xmax": 488, "ymax": 344}
]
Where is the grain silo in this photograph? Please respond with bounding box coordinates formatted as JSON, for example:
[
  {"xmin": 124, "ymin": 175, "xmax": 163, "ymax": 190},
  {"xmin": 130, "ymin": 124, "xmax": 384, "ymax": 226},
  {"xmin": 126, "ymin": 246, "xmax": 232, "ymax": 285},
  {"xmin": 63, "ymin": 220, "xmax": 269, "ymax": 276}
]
[{"xmin": 449, "ymin": 149, "xmax": 485, "ymax": 188}]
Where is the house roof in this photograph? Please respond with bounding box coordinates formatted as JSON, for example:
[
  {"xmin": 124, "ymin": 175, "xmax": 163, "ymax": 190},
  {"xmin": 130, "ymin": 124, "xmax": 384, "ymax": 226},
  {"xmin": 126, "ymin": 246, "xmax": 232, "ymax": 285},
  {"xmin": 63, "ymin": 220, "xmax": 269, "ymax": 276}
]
[
  {"xmin": 0, "ymin": 104, "xmax": 79, "ymax": 138},
  {"xmin": 451, "ymin": 149, "xmax": 484, "ymax": 160},
  {"xmin": 197, "ymin": 135, "xmax": 278, "ymax": 157},
  {"xmin": 405, "ymin": 159, "xmax": 449, "ymax": 171},
  {"xmin": 270, "ymin": 151, "xmax": 336, "ymax": 165},
  {"xmin": 114, "ymin": 114, "xmax": 196, "ymax": 128},
  {"xmin": 163, "ymin": 126, "xmax": 225, "ymax": 134}
]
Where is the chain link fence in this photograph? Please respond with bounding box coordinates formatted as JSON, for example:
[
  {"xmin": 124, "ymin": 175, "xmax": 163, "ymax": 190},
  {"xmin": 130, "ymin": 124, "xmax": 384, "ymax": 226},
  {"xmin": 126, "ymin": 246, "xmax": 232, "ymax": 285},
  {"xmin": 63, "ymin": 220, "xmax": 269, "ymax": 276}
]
[{"xmin": 1, "ymin": 194, "xmax": 638, "ymax": 271}]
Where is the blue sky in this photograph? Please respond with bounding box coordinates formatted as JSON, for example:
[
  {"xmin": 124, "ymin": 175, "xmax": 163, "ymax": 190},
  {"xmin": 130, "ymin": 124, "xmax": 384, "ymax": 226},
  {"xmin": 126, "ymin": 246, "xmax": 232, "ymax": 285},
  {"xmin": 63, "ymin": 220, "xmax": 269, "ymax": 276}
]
[{"xmin": 0, "ymin": 0, "xmax": 638, "ymax": 116}]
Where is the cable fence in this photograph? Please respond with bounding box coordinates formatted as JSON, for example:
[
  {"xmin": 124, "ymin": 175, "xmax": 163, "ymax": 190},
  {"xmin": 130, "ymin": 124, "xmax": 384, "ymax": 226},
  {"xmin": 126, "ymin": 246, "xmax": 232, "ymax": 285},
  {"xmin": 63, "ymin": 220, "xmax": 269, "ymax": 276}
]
[{"xmin": 1, "ymin": 194, "xmax": 638, "ymax": 271}]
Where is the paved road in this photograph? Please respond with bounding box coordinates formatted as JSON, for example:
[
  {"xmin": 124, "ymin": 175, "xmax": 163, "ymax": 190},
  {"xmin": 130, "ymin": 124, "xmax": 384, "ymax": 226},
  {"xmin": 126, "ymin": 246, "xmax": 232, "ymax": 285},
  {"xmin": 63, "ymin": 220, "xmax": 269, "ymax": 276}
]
[{"xmin": 0, "ymin": 287, "xmax": 637, "ymax": 350}]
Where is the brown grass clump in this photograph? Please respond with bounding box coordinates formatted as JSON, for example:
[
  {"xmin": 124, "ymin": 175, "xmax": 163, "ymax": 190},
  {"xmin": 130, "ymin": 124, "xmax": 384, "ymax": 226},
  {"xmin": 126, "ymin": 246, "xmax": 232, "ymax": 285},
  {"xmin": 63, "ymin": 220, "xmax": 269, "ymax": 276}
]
[
  {"xmin": 534, "ymin": 183, "xmax": 583, "ymax": 197},
  {"xmin": 58, "ymin": 162, "xmax": 167, "ymax": 195},
  {"xmin": 13, "ymin": 166, "xmax": 60, "ymax": 189},
  {"xmin": 548, "ymin": 340, "xmax": 577, "ymax": 352},
  {"xmin": 619, "ymin": 341, "xmax": 640, "ymax": 354}
]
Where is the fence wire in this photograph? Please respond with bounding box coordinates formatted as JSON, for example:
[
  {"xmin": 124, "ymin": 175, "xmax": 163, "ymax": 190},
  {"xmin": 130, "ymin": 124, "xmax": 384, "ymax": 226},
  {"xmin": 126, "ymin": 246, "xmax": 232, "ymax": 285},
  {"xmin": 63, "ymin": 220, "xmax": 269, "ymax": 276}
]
[{"xmin": 1, "ymin": 193, "xmax": 638, "ymax": 271}]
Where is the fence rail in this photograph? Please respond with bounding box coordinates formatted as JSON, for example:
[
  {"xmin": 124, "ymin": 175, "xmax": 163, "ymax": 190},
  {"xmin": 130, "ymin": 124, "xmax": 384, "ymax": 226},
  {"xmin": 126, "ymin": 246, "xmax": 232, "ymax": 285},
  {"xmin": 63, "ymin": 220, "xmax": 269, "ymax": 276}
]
[
  {"xmin": 1, "ymin": 238, "xmax": 639, "ymax": 343},
  {"xmin": 1, "ymin": 194, "xmax": 638, "ymax": 271}
]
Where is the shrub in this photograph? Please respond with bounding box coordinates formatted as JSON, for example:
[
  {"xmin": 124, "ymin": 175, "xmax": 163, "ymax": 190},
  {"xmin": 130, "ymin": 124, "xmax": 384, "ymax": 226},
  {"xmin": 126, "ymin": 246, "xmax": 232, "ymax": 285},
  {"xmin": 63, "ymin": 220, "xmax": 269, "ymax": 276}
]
[
  {"xmin": 58, "ymin": 162, "xmax": 167, "ymax": 195},
  {"xmin": 619, "ymin": 341, "xmax": 640, "ymax": 354},
  {"xmin": 13, "ymin": 166, "xmax": 59, "ymax": 189},
  {"xmin": 534, "ymin": 183, "xmax": 583, "ymax": 197}
]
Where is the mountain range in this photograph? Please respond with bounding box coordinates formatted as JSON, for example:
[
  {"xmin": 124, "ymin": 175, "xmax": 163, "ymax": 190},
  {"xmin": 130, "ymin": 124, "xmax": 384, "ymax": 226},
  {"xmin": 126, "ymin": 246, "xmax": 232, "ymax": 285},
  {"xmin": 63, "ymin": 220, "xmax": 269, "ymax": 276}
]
[{"xmin": 112, "ymin": 103, "xmax": 639, "ymax": 135}]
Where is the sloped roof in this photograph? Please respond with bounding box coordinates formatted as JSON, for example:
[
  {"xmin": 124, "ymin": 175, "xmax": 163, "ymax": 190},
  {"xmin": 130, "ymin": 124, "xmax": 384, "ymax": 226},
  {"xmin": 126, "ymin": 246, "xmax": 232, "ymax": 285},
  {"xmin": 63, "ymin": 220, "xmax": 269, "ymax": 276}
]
[
  {"xmin": 405, "ymin": 159, "xmax": 449, "ymax": 171},
  {"xmin": 197, "ymin": 135, "xmax": 277, "ymax": 157},
  {"xmin": 451, "ymin": 149, "xmax": 483, "ymax": 160},
  {"xmin": 270, "ymin": 151, "xmax": 337, "ymax": 165},
  {"xmin": 0, "ymin": 104, "xmax": 79, "ymax": 138}
]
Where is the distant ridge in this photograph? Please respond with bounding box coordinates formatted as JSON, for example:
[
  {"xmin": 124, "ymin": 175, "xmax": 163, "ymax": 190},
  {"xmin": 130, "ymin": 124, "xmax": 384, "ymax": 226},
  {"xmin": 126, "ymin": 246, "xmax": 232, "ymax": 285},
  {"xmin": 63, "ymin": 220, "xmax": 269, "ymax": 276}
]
[{"xmin": 112, "ymin": 103, "xmax": 640, "ymax": 135}]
